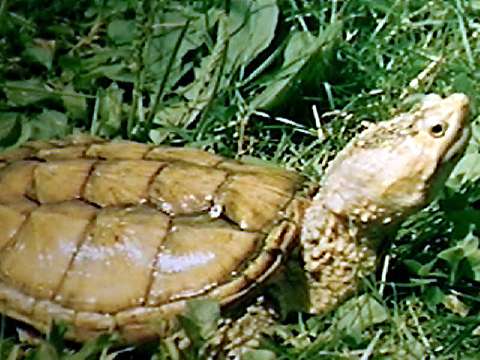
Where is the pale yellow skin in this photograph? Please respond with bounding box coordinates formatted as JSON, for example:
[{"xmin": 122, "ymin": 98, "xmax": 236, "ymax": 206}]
[
  {"xmin": 302, "ymin": 93, "xmax": 470, "ymax": 313},
  {"xmin": 0, "ymin": 93, "xmax": 470, "ymax": 345}
]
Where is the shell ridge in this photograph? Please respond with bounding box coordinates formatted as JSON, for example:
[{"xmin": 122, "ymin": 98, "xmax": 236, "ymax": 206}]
[
  {"xmin": 208, "ymin": 167, "xmax": 233, "ymax": 218},
  {"xmin": 30, "ymin": 163, "xmax": 43, "ymax": 202},
  {"xmin": 143, "ymin": 216, "xmax": 172, "ymax": 307},
  {"xmin": 52, "ymin": 210, "xmax": 98, "ymax": 303},
  {"xmin": 0, "ymin": 208, "xmax": 33, "ymax": 254},
  {"xmin": 25, "ymin": 164, "xmax": 42, "ymax": 203},
  {"xmin": 78, "ymin": 160, "xmax": 99, "ymax": 202},
  {"xmin": 144, "ymin": 162, "xmax": 169, "ymax": 205}
]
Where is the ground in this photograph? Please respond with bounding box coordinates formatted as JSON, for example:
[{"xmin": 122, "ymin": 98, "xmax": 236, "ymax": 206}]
[{"xmin": 1, "ymin": 0, "xmax": 480, "ymax": 359}]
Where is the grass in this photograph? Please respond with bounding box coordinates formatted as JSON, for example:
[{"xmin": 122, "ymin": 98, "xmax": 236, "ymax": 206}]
[{"xmin": 1, "ymin": 0, "xmax": 480, "ymax": 358}]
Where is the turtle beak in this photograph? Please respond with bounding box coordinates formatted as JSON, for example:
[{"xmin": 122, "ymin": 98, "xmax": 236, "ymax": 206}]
[{"xmin": 443, "ymin": 93, "xmax": 470, "ymax": 162}]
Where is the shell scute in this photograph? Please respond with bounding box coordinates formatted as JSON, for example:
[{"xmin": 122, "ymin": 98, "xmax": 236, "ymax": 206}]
[
  {"xmin": 84, "ymin": 160, "xmax": 164, "ymax": 207},
  {"xmin": 0, "ymin": 161, "xmax": 36, "ymax": 202},
  {"xmin": 0, "ymin": 147, "xmax": 34, "ymax": 162},
  {"xmin": 218, "ymin": 159, "xmax": 300, "ymax": 180},
  {"xmin": 34, "ymin": 160, "xmax": 94, "ymax": 203},
  {"xmin": 0, "ymin": 201, "xmax": 96, "ymax": 300},
  {"xmin": 149, "ymin": 163, "xmax": 227, "ymax": 215},
  {"xmin": 215, "ymin": 172, "xmax": 298, "ymax": 231},
  {"xmin": 37, "ymin": 145, "xmax": 89, "ymax": 160},
  {"xmin": 86, "ymin": 141, "xmax": 151, "ymax": 160},
  {"xmin": 145, "ymin": 146, "xmax": 223, "ymax": 167},
  {"xmin": 56, "ymin": 206, "xmax": 170, "ymax": 313},
  {"xmin": 0, "ymin": 205, "xmax": 27, "ymax": 249},
  {"xmin": 0, "ymin": 199, "xmax": 38, "ymax": 250},
  {"xmin": 147, "ymin": 217, "xmax": 261, "ymax": 306}
]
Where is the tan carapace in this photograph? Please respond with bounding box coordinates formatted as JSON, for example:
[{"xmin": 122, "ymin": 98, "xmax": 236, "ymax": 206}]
[{"xmin": 0, "ymin": 94, "xmax": 470, "ymax": 342}]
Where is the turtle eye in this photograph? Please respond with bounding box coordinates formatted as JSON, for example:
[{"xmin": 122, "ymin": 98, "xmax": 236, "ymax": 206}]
[{"xmin": 429, "ymin": 122, "xmax": 447, "ymax": 137}]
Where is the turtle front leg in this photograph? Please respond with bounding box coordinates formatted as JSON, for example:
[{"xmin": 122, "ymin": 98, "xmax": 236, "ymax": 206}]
[
  {"xmin": 204, "ymin": 300, "xmax": 277, "ymax": 359},
  {"xmin": 301, "ymin": 203, "xmax": 378, "ymax": 314}
]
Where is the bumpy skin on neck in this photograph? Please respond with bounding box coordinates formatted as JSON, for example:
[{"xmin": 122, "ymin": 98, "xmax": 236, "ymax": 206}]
[
  {"xmin": 301, "ymin": 93, "xmax": 470, "ymax": 314},
  {"xmin": 301, "ymin": 203, "xmax": 377, "ymax": 313}
]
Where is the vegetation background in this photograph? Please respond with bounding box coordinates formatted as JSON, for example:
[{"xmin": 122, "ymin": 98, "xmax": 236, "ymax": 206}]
[{"xmin": 1, "ymin": 0, "xmax": 480, "ymax": 358}]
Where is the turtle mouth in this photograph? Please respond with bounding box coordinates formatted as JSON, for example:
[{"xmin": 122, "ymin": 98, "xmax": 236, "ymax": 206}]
[
  {"xmin": 443, "ymin": 125, "xmax": 470, "ymax": 163},
  {"xmin": 442, "ymin": 93, "xmax": 470, "ymax": 163}
]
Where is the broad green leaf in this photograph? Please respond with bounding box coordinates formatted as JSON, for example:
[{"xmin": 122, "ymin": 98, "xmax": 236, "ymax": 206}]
[
  {"xmin": 447, "ymin": 153, "xmax": 480, "ymax": 189},
  {"xmin": 438, "ymin": 233, "xmax": 478, "ymax": 264},
  {"xmin": 423, "ymin": 286, "xmax": 445, "ymax": 310},
  {"xmin": 243, "ymin": 349, "xmax": 277, "ymax": 360},
  {"xmin": 58, "ymin": 55, "xmax": 83, "ymax": 76},
  {"xmin": 447, "ymin": 117, "xmax": 480, "ymax": 189},
  {"xmin": 0, "ymin": 339, "xmax": 17, "ymax": 360},
  {"xmin": 146, "ymin": 7, "xmax": 222, "ymax": 93},
  {"xmin": 79, "ymin": 48, "xmax": 132, "ymax": 69},
  {"xmin": 29, "ymin": 342, "xmax": 59, "ymax": 360},
  {"xmin": 467, "ymin": 250, "xmax": 480, "ymax": 281},
  {"xmin": 150, "ymin": 101, "xmax": 195, "ymax": 143},
  {"xmin": 418, "ymin": 259, "xmax": 438, "ymax": 276},
  {"xmin": 182, "ymin": 15, "xmax": 229, "ymax": 103},
  {"xmin": 404, "ymin": 258, "xmax": 438, "ymax": 276},
  {"xmin": 153, "ymin": 15, "xmax": 230, "ymax": 132},
  {"xmin": 333, "ymin": 294, "xmax": 388, "ymax": 336},
  {"xmin": 438, "ymin": 246, "xmax": 465, "ymax": 268},
  {"xmin": 154, "ymin": 1, "xmax": 277, "ymax": 131},
  {"xmin": 453, "ymin": 72, "xmax": 476, "ymax": 95},
  {"xmin": 46, "ymin": 321, "xmax": 68, "ymax": 354},
  {"xmin": 23, "ymin": 39, "xmax": 56, "ymax": 70},
  {"xmin": 4, "ymin": 79, "xmax": 54, "ymax": 107},
  {"xmin": 472, "ymin": 0, "xmax": 480, "ymax": 10},
  {"xmin": 0, "ymin": 113, "xmax": 22, "ymax": 148},
  {"xmin": 438, "ymin": 232, "xmax": 480, "ymax": 281},
  {"xmin": 251, "ymin": 21, "xmax": 341, "ymax": 110},
  {"xmin": 87, "ymin": 64, "xmax": 134, "ymax": 82},
  {"xmin": 462, "ymin": 232, "xmax": 480, "ymax": 281},
  {"xmin": 76, "ymin": 48, "xmax": 134, "ymax": 83},
  {"xmin": 62, "ymin": 85, "xmax": 88, "ymax": 120},
  {"xmin": 107, "ymin": 19, "xmax": 136, "ymax": 44},
  {"xmin": 31, "ymin": 110, "xmax": 71, "ymax": 140},
  {"xmin": 64, "ymin": 334, "xmax": 116, "ymax": 360},
  {"xmin": 0, "ymin": 113, "xmax": 31, "ymax": 149},
  {"xmin": 403, "ymin": 259, "xmax": 422, "ymax": 274},
  {"xmin": 93, "ymin": 83, "xmax": 124, "ymax": 137},
  {"xmin": 182, "ymin": 299, "xmax": 220, "ymax": 340},
  {"xmin": 5, "ymin": 344, "xmax": 21, "ymax": 360},
  {"xmin": 225, "ymin": 0, "xmax": 279, "ymax": 71}
]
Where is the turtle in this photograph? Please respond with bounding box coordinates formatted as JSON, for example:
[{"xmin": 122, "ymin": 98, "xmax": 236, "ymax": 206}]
[{"xmin": 0, "ymin": 93, "xmax": 470, "ymax": 343}]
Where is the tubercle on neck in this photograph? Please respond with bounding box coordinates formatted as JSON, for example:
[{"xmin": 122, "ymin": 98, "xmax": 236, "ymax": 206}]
[
  {"xmin": 300, "ymin": 199, "xmax": 380, "ymax": 314},
  {"xmin": 301, "ymin": 200, "xmax": 379, "ymax": 272}
]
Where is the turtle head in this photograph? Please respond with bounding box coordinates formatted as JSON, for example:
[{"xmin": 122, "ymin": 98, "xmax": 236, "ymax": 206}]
[
  {"xmin": 301, "ymin": 94, "xmax": 470, "ymax": 314},
  {"xmin": 321, "ymin": 93, "xmax": 470, "ymax": 226}
]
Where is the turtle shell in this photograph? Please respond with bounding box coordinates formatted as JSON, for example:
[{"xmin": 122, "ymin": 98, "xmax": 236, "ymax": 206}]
[{"xmin": 0, "ymin": 137, "xmax": 304, "ymax": 342}]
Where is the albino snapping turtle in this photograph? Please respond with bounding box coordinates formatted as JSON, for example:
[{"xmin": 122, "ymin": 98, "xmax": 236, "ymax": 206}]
[{"xmin": 0, "ymin": 93, "xmax": 470, "ymax": 342}]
